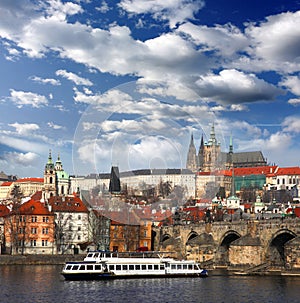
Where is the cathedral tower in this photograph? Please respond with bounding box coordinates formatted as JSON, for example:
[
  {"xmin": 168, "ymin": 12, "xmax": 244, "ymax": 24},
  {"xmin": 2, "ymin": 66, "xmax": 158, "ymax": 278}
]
[{"xmin": 186, "ymin": 134, "xmax": 198, "ymax": 172}]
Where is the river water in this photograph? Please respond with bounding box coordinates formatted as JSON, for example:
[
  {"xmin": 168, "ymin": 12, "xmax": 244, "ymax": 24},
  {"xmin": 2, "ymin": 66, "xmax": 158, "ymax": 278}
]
[{"xmin": 0, "ymin": 265, "xmax": 299, "ymax": 303}]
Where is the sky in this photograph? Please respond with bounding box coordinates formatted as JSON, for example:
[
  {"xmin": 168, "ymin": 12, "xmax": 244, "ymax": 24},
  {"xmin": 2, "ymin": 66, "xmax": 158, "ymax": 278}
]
[{"xmin": 1, "ymin": 0, "xmax": 300, "ymax": 178}]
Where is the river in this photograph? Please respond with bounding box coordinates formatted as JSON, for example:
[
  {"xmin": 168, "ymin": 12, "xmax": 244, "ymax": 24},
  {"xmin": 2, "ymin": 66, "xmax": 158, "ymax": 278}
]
[{"xmin": 0, "ymin": 265, "xmax": 299, "ymax": 303}]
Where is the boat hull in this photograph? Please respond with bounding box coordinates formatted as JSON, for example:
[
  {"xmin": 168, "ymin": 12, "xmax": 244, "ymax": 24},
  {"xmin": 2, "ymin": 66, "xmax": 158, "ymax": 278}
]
[{"xmin": 62, "ymin": 271, "xmax": 208, "ymax": 281}]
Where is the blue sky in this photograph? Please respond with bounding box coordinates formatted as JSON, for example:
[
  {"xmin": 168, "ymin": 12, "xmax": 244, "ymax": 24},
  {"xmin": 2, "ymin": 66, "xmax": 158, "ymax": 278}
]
[{"xmin": 1, "ymin": 0, "xmax": 300, "ymax": 178}]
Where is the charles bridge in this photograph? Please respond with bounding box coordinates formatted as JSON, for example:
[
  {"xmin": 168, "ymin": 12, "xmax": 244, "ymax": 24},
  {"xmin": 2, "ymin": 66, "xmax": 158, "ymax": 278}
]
[{"xmin": 152, "ymin": 218, "xmax": 300, "ymax": 272}]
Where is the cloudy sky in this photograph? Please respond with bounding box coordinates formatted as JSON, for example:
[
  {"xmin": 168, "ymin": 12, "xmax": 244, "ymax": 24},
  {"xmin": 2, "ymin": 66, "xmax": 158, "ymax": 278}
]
[{"xmin": 1, "ymin": 0, "xmax": 300, "ymax": 178}]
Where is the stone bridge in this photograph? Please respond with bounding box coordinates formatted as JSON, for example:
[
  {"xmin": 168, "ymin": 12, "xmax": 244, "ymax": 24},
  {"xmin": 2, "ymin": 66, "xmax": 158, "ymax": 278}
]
[{"xmin": 152, "ymin": 218, "xmax": 300, "ymax": 271}]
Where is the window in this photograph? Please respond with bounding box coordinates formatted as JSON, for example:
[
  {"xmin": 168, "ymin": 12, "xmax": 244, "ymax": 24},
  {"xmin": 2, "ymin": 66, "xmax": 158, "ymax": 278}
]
[
  {"xmin": 42, "ymin": 240, "xmax": 48, "ymax": 246},
  {"xmin": 30, "ymin": 240, "xmax": 36, "ymax": 246},
  {"xmin": 148, "ymin": 265, "xmax": 153, "ymax": 270},
  {"xmin": 77, "ymin": 235, "xmax": 81, "ymax": 241},
  {"xmin": 154, "ymin": 265, "xmax": 159, "ymax": 270},
  {"xmin": 78, "ymin": 215, "xmax": 81, "ymax": 220},
  {"xmin": 31, "ymin": 227, "xmax": 37, "ymax": 234},
  {"xmin": 116, "ymin": 265, "xmax": 121, "ymax": 270},
  {"xmin": 171, "ymin": 264, "xmax": 176, "ymax": 269},
  {"xmin": 122, "ymin": 265, "xmax": 128, "ymax": 270},
  {"xmin": 79, "ymin": 265, "xmax": 85, "ymax": 270},
  {"xmin": 87, "ymin": 265, "xmax": 93, "ymax": 270},
  {"xmin": 129, "ymin": 265, "xmax": 134, "ymax": 270},
  {"xmin": 31, "ymin": 216, "xmax": 37, "ymax": 223},
  {"xmin": 43, "ymin": 217, "xmax": 49, "ymax": 223},
  {"xmin": 142, "ymin": 265, "xmax": 146, "ymax": 270},
  {"xmin": 135, "ymin": 265, "xmax": 140, "ymax": 270},
  {"xmin": 95, "ymin": 265, "xmax": 101, "ymax": 270},
  {"xmin": 109, "ymin": 265, "xmax": 114, "ymax": 271},
  {"xmin": 78, "ymin": 226, "xmax": 81, "ymax": 231},
  {"xmin": 73, "ymin": 265, "xmax": 79, "ymax": 270},
  {"xmin": 42, "ymin": 228, "xmax": 48, "ymax": 234}
]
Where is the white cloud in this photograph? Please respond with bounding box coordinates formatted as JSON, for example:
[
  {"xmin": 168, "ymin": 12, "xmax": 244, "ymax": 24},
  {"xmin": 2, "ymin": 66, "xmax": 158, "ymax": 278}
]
[
  {"xmin": 9, "ymin": 122, "xmax": 39, "ymax": 135},
  {"xmin": 3, "ymin": 151, "xmax": 39, "ymax": 166},
  {"xmin": 96, "ymin": 1, "xmax": 110, "ymax": 13},
  {"xmin": 245, "ymin": 11, "xmax": 300, "ymax": 73},
  {"xmin": 195, "ymin": 69, "xmax": 282, "ymax": 104},
  {"xmin": 282, "ymin": 116, "xmax": 300, "ymax": 133},
  {"xmin": 56, "ymin": 69, "xmax": 93, "ymax": 86},
  {"xmin": 30, "ymin": 76, "xmax": 61, "ymax": 86},
  {"xmin": 8, "ymin": 89, "xmax": 48, "ymax": 108},
  {"xmin": 288, "ymin": 98, "xmax": 300, "ymax": 106},
  {"xmin": 119, "ymin": 0, "xmax": 205, "ymax": 28},
  {"xmin": 47, "ymin": 122, "xmax": 64, "ymax": 130},
  {"xmin": 280, "ymin": 76, "xmax": 300, "ymax": 96}
]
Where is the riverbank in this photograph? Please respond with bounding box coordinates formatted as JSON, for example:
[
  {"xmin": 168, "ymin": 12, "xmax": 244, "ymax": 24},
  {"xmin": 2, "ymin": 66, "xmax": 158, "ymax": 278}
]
[
  {"xmin": 0, "ymin": 254, "xmax": 83, "ymax": 265},
  {"xmin": 1, "ymin": 255, "xmax": 300, "ymax": 276}
]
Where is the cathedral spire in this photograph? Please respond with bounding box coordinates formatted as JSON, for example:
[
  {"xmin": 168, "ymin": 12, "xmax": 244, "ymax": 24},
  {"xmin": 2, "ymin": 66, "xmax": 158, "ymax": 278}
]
[
  {"xmin": 186, "ymin": 133, "xmax": 198, "ymax": 172},
  {"xmin": 47, "ymin": 149, "xmax": 53, "ymax": 164}
]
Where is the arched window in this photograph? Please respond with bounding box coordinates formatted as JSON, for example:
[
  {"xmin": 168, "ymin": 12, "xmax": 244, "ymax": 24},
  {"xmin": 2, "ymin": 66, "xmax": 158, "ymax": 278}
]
[{"xmin": 49, "ymin": 176, "xmax": 53, "ymax": 184}]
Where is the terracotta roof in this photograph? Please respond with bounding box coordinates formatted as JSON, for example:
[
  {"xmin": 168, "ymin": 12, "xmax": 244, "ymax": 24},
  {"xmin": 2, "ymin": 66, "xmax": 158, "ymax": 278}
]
[
  {"xmin": 233, "ymin": 166, "xmax": 277, "ymax": 176},
  {"xmin": 0, "ymin": 205, "xmax": 10, "ymax": 216},
  {"xmin": 48, "ymin": 195, "xmax": 89, "ymax": 213},
  {"xmin": 31, "ymin": 191, "xmax": 43, "ymax": 201},
  {"xmin": 18, "ymin": 199, "xmax": 52, "ymax": 215},
  {"xmin": 272, "ymin": 167, "xmax": 300, "ymax": 176},
  {"xmin": 0, "ymin": 181, "xmax": 13, "ymax": 187},
  {"xmin": 16, "ymin": 178, "xmax": 44, "ymax": 183}
]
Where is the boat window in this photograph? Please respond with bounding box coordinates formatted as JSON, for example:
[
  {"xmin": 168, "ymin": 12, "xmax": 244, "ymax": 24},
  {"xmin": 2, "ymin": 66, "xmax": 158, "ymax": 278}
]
[
  {"xmin": 142, "ymin": 265, "xmax": 146, "ymax": 270},
  {"xmin": 122, "ymin": 265, "xmax": 128, "ymax": 270},
  {"xmin": 135, "ymin": 265, "xmax": 140, "ymax": 270},
  {"xmin": 116, "ymin": 265, "xmax": 121, "ymax": 270},
  {"xmin": 188, "ymin": 265, "xmax": 193, "ymax": 270},
  {"xmin": 160, "ymin": 265, "xmax": 164, "ymax": 270},
  {"xmin": 94, "ymin": 253, "xmax": 100, "ymax": 258},
  {"xmin": 87, "ymin": 253, "xmax": 93, "ymax": 258},
  {"xmin": 95, "ymin": 265, "xmax": 101, "ymax": 270},
  {"xmin": 79, "ymin": 265, "xmax": 85, "ymax": 270},
  {"xmin": 87, "ymin": 265, "xmax": 93, "ymax": 270},
  {"xmin": 177, "ymin": 265, "xmax": 182, "ymax": 270},
  {"xmin": 154, "ymin": 265, "xmax": 159, "ymax": 270},
  {"xmin": 194, "ymin": 265, "xmax": 198, "ymax": 270},
  {"xmin": 148, "ymin": 265, "xmax": 153, "ymax": 270},
  {"xmin": 66, "ymin": 265, "xmax": 72, "ymax": 270},
  {"xmin": 109, "ymin": 265, "xmax": 114, "ymax": 270},
  {"xmin": 73, "ymin": 265, "xmax": 79, "ymax": 270},
  {"xmin": 171, "ymin": 264, "xmax": 176, "ymax": 269},
  {"xmin": 183, "ymin": 265, "xmax": 187, "ymax": 270},
  {"xmin": 129, "ymin": 265, "xmax": 134, "ymax": 270}
]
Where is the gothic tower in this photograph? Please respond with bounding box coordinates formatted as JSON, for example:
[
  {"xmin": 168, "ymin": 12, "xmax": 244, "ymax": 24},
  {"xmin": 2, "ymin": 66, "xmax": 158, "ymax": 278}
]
[
  {"xmin": 202, "ymin": 124, "xmax": 221, "ymax": 172},
  {"xmin": 43, "ymin": 150, "xmax": 56, "ymax": 200},
  {"xmin": 186, "ymin": 134, "xmax": 198, "ymax": 172}
]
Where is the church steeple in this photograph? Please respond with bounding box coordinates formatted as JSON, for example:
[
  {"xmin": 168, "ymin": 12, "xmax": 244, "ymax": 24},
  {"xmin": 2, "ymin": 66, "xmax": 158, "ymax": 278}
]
[{"xmin": 186, "ymin": 133, "xmax": 198, "ymax": 172}]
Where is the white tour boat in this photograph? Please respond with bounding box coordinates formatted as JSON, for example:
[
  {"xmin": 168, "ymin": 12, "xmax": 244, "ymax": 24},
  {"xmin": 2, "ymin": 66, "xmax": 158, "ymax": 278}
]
[{"xmin": 61, "ymin": 251, "xmax": 208, "ymax": 280}]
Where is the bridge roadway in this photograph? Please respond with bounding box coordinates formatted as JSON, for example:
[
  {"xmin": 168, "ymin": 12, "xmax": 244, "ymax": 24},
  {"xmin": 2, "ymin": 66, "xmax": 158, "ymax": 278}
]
[{"xmin": 152, "ymin": 218, "xmax": 300, "ymax": 269}]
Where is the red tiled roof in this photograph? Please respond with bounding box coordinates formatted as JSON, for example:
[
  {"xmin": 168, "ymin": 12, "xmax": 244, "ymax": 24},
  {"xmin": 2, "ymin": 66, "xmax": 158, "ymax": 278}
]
[
  {"xmin": 18, "ymin": 199, "xmax": 52, "ymax": 215},
  {"xmin": 31, "ymin": 191, "xmax": 43, "ymax": 201},
  {"xmin": 0, "ymin": 181, "xmax": 13, "ymax": 187},
  {"xmin": 16, "ymin": 178, "xmax": 44, "ymax": 183},
  {"xmin": 233, "ymin": 166, "xmax": 277, "ymax": 176},
  {"xmin": 0, "ymin": 205, "xmax": 10, "ymax": 216},
  {"xmin": 272, "ymin": 167, "xmax": 300, "ymax": 176},
  {"xmin": 48, "ymin": 195, "xmax": 89, "ymax": 213}
]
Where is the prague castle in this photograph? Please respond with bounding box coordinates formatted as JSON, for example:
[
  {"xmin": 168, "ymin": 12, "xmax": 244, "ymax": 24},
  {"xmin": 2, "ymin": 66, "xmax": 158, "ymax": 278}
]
[{"xmin": 186, "ymin": 124, "xmax": 267, "ymax": 173}]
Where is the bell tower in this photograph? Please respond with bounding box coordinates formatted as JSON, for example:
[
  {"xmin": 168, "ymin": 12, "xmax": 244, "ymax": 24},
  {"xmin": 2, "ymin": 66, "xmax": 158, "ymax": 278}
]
[{"xmin": 43, "ymin": 150, "xmax": 57, "ymax": 200}]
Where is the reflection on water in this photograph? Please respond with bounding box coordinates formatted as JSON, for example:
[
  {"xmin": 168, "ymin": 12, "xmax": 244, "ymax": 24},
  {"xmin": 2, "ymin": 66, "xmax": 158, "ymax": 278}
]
[{"xmin": 0, "ymin": 265, "xmax": 300, "ymax": 303}]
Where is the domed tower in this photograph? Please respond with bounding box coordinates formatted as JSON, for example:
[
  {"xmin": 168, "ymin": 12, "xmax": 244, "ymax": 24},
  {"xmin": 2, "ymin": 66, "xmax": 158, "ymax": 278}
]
[
  {"xmin": 44, "ymin": 150, "xmax": 56, "ymax": 200},
  {"xmin": 55, "ymin": 153, "xmax": 70, "ymax": 196}
]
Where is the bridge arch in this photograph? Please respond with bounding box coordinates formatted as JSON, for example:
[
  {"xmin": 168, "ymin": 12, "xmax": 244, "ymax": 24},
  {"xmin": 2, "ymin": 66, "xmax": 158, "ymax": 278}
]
[
  {"xmin": 267, "ymin": 229, "xmax": 297, "ymax": 266},
  {"xmin": 215, "ymin": 230, "xmax": 241, "ymax": 266},
  {"xmin": 219, "ymin": 230, "xmax": 241, "ymax": 247}
]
